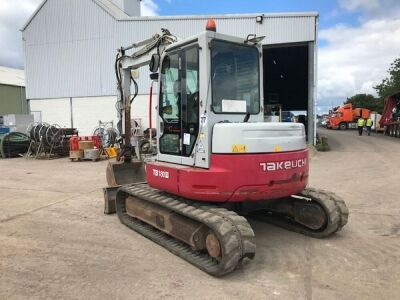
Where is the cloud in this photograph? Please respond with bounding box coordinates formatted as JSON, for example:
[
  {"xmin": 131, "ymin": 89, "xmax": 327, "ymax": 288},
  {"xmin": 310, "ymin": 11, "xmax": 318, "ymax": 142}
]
[
  {"xmin": 0, "ymin": 0, "xmax": 42, "ymax": 69},
  {"xmin": 338, "ymin": 0, "xmax": 380, "ymax": 11},
  {"xmin": 317, "ymin": 17, "xmax": 400, "ymax": 109},
  {"xmin": 338, "ymin": 0, "xmax": 400, "ymax": 19},
  {"xmin": 141, "ymin": 0, "xmax": 159, "ymax": 16},
  {"xmin": 1, "ymin": 0, "xmax": 398, "ymax": 115},
  {"xmin": 0, "ymin": 0, "xmax": 159, "ymax": 69}
]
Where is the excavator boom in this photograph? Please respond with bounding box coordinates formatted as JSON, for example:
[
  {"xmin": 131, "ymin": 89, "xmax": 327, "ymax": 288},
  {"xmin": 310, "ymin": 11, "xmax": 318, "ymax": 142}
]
[{"xmin": 107, "ymin": 29, "xmax": 177, "ymax": 187}]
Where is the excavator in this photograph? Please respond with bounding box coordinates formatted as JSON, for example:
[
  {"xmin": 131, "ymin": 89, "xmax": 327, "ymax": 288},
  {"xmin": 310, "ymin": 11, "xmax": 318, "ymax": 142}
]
[{"xmin": 104, "ymin": 20, "xmax": 349, "ymax": 277}]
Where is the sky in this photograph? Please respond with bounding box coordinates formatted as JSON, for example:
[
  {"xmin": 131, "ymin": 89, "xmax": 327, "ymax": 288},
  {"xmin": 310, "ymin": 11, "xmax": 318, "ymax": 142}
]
[{"xmin": 0, "ymin": 0, "xmax": 399, "ymax": 111}]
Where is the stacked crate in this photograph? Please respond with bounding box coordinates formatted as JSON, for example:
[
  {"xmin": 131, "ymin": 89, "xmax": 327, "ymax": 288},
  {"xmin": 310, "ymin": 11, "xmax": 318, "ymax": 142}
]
[{"xmin": 69, "ymin": 136, "xmax": 101, "ymax": 161}]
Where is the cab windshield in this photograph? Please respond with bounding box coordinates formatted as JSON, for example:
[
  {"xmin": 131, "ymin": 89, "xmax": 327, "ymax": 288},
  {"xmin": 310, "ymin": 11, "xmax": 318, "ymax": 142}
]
[{"xmin": 211, "ymin": 40, "xmax": 260, "ymax": 114}]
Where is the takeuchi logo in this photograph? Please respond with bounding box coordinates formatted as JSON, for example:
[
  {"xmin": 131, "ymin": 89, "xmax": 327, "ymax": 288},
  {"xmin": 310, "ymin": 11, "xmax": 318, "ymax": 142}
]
[{"xmin": 260, "ymin": 158, "xmax": 307, "ymax": 172}]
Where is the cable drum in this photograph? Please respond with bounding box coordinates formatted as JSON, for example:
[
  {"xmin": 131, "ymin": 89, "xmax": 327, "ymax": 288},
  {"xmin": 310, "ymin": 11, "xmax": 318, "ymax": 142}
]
[
  {"xmin": 26, "ymin": 122, "xmax": 76, "ymax": 158},
  {"xmin": 93, "ymin": 126, "xmax": 119, "ymax": 148},
  {"xmin": 38, "ymin": 123, "xmax": 50, "ymax": 142},
  {"xmin": 27, "ymin": 123, "xmax": 50, "ymax": 143},
  {"xmin": 93, "ymin": 127, "xmax": 107, "ymax": 147},
  {"xmin": 45, "ymin": 124, "xmax": 64, "ymax": 148},
  {"xmin": 116, "ymin": 119, "xmax": 139, "ymax": 136},
  {"xmin": 27, "ymin": 122, "xmax": 40, "ymax": 140},
  {"xmin": 106, "ymin": 127, "xmax": 119, "ymax": 146},
  {"xmin": 32, "ymin": 123, "xmax": 43, "ymax": 142},
  {"xmin": 0, "ymin": 132, "xmax": 30, "ymax": 158}
]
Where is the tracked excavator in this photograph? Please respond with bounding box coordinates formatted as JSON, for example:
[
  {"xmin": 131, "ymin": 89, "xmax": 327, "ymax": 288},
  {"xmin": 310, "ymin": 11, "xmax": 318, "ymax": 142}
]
[{"xmin": 105, "ymin": 21, "xmax": 349, "ymax": 277}]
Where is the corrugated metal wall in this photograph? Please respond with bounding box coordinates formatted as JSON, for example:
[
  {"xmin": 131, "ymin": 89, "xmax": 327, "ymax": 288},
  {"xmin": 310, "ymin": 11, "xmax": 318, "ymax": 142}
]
[
  {"xmin": 23, "ymin": 0, "xmax": 316, "ymax": 99},
  {"xmin": 24, "ymin": 0, "xmax": 115, "ymax": 99}
]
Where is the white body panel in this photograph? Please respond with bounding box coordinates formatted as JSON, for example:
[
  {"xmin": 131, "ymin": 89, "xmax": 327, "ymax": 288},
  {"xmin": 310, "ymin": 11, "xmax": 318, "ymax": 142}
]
[
  {"xmin": 212, "ymin": 122, "xmax": 306, "ymax": 153},
  {"xmin": 370, "ymin": 113, "xmax": 382, "ymax": 130}
]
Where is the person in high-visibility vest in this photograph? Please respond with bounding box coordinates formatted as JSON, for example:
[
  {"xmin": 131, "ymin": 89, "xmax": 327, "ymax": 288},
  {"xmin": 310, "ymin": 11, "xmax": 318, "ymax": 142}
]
[
  {"xmin": 357, "ymin": 117, "xmax": 365, "ymax": 136},
  {"xmin": 365, "ymin": 117, "xmax": 374, "ymax": 136}
]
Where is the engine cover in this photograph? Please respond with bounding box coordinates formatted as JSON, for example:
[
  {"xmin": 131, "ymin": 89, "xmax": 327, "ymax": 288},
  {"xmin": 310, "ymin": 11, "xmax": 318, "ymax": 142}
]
[{"xmin": 212, "ymin": 122, "xmax": 306, "ymax": 154}]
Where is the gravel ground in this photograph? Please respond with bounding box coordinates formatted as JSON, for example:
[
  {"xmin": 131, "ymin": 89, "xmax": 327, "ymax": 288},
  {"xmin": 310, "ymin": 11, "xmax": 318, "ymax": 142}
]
[{"xmin": 1, "ymin": 128, "xmax": 399, "ymax": 300}]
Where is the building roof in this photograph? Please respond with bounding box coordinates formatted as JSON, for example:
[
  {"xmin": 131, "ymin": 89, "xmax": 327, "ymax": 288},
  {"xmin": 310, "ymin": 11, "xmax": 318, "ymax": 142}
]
[
  {"xmin": 22, "ymin": 0, "xmax": 129, "ymax": 31},
  {"xmin": 22, "ymin": 0, "xmax": 318, "ymax": 31},
  {"xmin": 0, "ymin": 66, "xmax": 25, "ymax": 87},
  {"xmin": 95, "ymin": 0, "xmax": 130, "ymax": 19}
]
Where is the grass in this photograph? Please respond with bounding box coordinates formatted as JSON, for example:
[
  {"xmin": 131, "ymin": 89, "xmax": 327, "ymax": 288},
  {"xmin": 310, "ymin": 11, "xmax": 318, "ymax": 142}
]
[{"xmin": 315, "ymin": 135, "xmax": 330, "ymax": 152}]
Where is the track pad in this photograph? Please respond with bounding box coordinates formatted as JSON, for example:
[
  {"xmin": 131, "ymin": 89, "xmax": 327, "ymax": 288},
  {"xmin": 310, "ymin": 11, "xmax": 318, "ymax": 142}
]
[{"xmin": 294, "ymin": 202, "xmax": 326, "ymax": 230}]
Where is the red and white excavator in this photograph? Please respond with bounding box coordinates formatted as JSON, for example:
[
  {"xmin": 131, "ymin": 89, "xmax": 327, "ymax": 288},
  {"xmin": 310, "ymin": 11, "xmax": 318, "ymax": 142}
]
[{"xmin": 104, "ymin": 20, "xmax": 348, "ymax": 277}]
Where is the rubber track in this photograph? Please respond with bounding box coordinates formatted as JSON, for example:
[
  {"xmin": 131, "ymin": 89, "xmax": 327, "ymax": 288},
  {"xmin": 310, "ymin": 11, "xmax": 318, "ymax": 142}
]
[
  {"xmin": 253, "ymin": 187, "xmax": 349, "ymax": 238},
  {"xmin": 116, "ymin": 183, "xmax": 256, "ymax": 277}
]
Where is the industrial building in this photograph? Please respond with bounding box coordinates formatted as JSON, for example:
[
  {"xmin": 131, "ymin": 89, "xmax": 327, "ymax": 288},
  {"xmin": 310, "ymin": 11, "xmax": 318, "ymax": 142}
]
[
  {"xmin": 0, "ymin": 66, "xmax": 27, "ymax": 115},
  {"xmin": 22, "ymin": 0, "xmax": 317, "ymax": 141}
]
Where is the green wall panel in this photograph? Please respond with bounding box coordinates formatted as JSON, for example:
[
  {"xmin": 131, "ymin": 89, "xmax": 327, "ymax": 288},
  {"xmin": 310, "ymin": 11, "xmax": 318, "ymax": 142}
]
[{"xmin": 0, "ymin": 85, "xmax": 27, "ymax": 114}]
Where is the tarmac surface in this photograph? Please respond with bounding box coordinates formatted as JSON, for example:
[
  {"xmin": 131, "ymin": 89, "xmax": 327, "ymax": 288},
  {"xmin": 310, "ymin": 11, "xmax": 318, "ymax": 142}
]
[{"xmin": 1, "ymin": 128, "xmax": 399, "ymax": 300}]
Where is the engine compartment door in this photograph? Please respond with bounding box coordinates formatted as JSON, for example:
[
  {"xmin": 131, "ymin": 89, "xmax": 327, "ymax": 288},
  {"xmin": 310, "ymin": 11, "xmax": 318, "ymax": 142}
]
[{"xmin": 212, "ymin": 122, "xmax": 306, "ymax": 154}]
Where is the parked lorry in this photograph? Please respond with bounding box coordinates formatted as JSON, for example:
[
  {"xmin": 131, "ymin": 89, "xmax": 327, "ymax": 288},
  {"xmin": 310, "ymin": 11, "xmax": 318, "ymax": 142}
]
[
  {"xmin": 327, "ymin": 103, "xmax": 371, "ymax": 130},
  {"xmin": 379, "ymin": 91, "xmax": 400, "ymax": 137}
]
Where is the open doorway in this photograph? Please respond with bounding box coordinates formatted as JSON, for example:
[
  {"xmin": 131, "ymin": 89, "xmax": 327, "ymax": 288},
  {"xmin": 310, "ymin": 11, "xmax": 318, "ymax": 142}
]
[{"xmin": 263, "ymin": 44, "xmax": 312, "ymax": 140}]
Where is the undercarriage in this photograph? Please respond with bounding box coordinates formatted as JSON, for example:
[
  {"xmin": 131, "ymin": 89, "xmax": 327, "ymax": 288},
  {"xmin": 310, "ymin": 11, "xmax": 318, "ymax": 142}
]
[{"xmin": 107, "ymin": 184, "xmax": 348, "ymax": 277}]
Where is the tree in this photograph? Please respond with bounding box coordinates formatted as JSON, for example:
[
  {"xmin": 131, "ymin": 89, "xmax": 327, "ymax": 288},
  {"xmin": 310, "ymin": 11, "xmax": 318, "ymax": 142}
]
[
  {"xmin": 374, "ymin": 57, "xmax": 400, "ymax": 99},
  {"xmin": 344, "ymin": 94, "xmax": 384, "ymax": 113}
]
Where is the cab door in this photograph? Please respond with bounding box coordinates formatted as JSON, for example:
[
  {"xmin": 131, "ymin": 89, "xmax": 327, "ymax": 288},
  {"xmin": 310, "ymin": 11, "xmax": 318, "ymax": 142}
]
[{"xmin": 157, "ymin": 45, "xmax": 199, "ymax": 166}]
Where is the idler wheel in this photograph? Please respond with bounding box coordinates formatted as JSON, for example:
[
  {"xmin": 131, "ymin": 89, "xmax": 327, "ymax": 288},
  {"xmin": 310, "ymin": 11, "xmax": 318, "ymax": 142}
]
[{"xmin": 206, "ymin": 233, "xmax": 221, "ymax": 258}]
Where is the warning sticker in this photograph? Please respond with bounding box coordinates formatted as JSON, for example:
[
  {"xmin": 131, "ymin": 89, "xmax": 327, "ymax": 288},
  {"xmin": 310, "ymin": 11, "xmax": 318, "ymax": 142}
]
[{"xmin": 232, "ymin": 144, "xmax": 247, "ymax": 153}]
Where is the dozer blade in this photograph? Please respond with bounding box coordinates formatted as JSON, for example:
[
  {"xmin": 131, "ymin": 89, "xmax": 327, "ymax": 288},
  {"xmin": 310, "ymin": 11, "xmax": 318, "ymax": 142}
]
[{"xmin": 106, "ymin": 161, "xmax": 146, "ymax": 187}]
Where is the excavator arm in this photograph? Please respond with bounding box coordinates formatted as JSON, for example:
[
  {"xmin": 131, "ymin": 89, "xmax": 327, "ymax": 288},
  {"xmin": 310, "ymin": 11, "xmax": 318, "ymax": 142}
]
[
  {"xmin": 106, "ymin": 29, "xmax": 177, "ymax": 188},
  {"xmin": 115, "ymin": 29, "xmax": 177, "ymax": 162}
]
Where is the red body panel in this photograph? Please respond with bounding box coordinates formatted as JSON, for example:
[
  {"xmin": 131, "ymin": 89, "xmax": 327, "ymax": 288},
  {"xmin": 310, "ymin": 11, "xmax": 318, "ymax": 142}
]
[
  {"xmin": 380, "ymin": 92, "xmax": 400, "ymax": 127},
  {"xmin": 70, "ymin": 135, "xmax": 101, "ymax": 150},
  {"xmin": 146, "ymin": 149, "xmax": 309, "ymax": 203}
]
